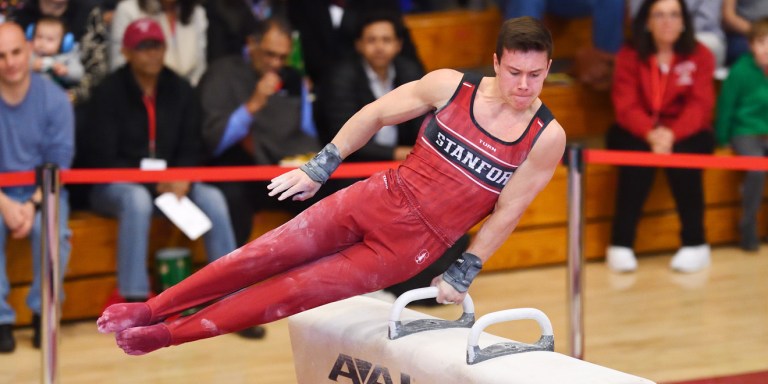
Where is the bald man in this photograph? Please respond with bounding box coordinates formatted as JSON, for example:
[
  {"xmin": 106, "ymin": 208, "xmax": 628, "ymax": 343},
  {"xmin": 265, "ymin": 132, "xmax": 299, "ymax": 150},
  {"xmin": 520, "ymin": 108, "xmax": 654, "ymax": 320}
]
[{"xmin": 0, "ymin": 22, "xmax": 74, "ymax": 353}]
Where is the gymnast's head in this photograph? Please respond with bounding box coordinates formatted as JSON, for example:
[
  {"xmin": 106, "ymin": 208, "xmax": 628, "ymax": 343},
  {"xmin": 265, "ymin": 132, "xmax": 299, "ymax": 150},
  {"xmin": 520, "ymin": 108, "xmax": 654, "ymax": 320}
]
[
  {"xmin": 495, "ymin": 16, "xmax": 553, "ymax": 62},
  {"xmin": 492, "ymin": 17, "xmax": 553, "ymax": 110}
]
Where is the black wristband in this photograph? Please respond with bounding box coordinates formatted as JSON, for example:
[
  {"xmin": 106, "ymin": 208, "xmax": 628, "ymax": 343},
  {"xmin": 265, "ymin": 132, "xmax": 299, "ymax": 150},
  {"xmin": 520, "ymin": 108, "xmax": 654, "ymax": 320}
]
[
  {"xmin": 441, "ymin": 252, "xmax": 483, "ymax": 293},
  {"xmin": 299, "ymin": 143, "xmax": 342, "ymax": 184}
]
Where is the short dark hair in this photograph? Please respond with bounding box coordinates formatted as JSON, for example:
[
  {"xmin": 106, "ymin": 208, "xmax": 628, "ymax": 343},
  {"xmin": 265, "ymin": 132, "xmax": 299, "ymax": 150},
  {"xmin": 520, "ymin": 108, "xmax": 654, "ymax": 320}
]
[
  {"xmin": 354, "ymin": 11, "xmax": 405, "ymax": 41},
  {"xmin": 248, "ymin": 17, "xmax": 293, "ymax": 43},
  {"xmin": 631, "ymin": 0, "xmax": 696, "ymax": 60},
  {"xmin": 495, "ymin": 16, "xmax": 553, "ymax": 60}
]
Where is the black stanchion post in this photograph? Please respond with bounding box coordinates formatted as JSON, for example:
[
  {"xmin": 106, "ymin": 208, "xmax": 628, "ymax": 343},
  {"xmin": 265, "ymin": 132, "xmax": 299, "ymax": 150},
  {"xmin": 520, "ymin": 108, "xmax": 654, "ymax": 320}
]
[
  {"xmin": 37, "ymin": 163, "xmax": 60, "ymax": 384},
  {"xmin": 565, "ymin": 144, "xmax": 585, "ymax": 359}
]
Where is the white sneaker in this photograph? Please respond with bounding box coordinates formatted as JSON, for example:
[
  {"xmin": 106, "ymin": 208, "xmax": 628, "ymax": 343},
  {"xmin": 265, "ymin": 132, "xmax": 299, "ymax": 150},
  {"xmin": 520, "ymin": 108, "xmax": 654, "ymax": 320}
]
[
  {"xmin": 670, "ymin": 244, "xmax": 711, "ymax": 273},
  {"xmin": 606, "ymin": 246, "xmax": 638, "ymax": 272}
]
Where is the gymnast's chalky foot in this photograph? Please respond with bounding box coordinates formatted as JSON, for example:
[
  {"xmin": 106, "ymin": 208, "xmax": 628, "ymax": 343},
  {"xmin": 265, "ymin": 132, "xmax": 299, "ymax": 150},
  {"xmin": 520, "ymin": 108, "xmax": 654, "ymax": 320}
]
[
  {"xmin": 116, "ymin": 323, "xmax": 171, "ymax": 356},
  {"xmin": 97, "ymin": 302, "xmax": 152, "ymax": 334}
]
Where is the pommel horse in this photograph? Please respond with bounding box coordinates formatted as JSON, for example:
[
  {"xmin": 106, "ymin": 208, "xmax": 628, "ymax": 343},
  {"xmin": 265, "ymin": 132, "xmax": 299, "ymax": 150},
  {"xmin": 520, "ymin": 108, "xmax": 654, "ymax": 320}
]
[{"xmin": 289, "ymin": 287, "xmax": 656, "ymax": 384}]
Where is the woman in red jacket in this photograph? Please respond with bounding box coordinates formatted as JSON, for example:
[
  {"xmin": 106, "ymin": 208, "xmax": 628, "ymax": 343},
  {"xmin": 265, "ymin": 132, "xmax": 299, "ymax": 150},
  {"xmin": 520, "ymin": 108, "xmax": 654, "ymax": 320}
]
[{"xmin": 606, "ymin": 0, "xmax": 715, "ymax": 273}]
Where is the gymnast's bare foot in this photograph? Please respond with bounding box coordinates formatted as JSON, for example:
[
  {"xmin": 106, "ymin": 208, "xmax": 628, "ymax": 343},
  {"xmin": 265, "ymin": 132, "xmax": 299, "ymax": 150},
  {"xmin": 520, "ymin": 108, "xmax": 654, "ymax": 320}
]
[
  {"xmin": 97, "ymin": 302, "xmax": 152, "ymax": 333},
  {"xmin": 116, "ymin": 323, "xmax": 171, "ymax": 356}
]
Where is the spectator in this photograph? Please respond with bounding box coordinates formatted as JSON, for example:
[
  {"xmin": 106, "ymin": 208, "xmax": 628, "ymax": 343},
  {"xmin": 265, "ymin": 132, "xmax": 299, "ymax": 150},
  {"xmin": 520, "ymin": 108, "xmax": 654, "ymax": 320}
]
[
  {"xmin": 722, "ymin": 0, "xmax": 768, "ymax": 66},
  {"xmin": 287, "ymin": 0, "xmax": 422, "ymax": 85},
  {"xmin": 494, "ymin": 0, "xmax": 625, "ymax": 90},
  {"xmin": 316, "ymin": 11, "xmax": 471, "ymax": 303},
  {"xmin": 316, "ymin": 11, "xmax": 423, "ymax": 161},
  {"xmin": 630, "ymin": 0, "xmax": 726, "ymax": 68},
  {"xmin": 28, "ymin": 15, "xmax": 84, "ymax": 92},
  {"xmin": 205, "ymin": 0, "xmax": 288, "ymax": 63},
  {"xmin": 78, "ymin": 18, "xmax": 239, "ymax": 315},
  {"xmin": 605, "ymin": 0, "xmax": 715, "ymax": 273},
  {"xmin": 11, "ymin": 0, "xmax": 92, "ymax": 41},
  {"xmin": 0, "ymin": 22, "xmax": 74, "ymax": 353},
  {"xmin": 198, "ymin": 17, "xmax": 320, "ymax": 247},
  {"xmin": 110, "ymin": 0, "xmax": 207, "ymax": 85},
  {"xmin": 715, "ymin": 18, "xmax": 768, "ymax": 251}
]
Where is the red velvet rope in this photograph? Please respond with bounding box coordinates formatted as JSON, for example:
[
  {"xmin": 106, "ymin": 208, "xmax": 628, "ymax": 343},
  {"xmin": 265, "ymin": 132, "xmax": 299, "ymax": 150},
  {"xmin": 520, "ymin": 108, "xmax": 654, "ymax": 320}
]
[
  {"xmin": 584, "ymin": 149, "xmax": 768, "ymax": 170},
  {"xmin": 1, "ymin": 150, "xmax": 766, "ymax": 188},
  {"xmin": 0, "ymin": 162, "xmax": 400, "ymax": 188}
]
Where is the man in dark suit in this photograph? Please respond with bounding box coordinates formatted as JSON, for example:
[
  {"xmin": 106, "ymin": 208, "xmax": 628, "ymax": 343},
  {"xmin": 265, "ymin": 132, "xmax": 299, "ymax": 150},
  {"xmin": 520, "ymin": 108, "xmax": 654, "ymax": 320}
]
[
  {"xmin": 316, "ymin": 11, "xmax": 423, "ymax": 162},
  {"xmin": 287, "ymin": 0, "xmax": 422, "ymax": 85},
  {"xmin": 315, "ymin": 11, "xmax": 466, "ymax": 303}
]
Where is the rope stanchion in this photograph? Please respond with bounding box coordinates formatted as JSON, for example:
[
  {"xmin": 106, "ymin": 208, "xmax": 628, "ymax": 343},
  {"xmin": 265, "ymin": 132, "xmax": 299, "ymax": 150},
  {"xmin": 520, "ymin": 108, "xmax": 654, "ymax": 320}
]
[
  {"xmin": 38, "ymin": 164, "xmax": 61, "ymax": 384},
  {"xmin": 565, "ymin": 144, "xmax": 585, "ymax": 360},
  {"xmin": 562, "ymin": 148, "xmax": 768, "ymax": 361}
]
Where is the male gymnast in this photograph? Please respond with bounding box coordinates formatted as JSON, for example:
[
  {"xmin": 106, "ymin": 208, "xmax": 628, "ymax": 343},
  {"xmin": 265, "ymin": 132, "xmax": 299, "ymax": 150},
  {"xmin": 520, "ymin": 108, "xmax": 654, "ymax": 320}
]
[{"xmin": 97, "ymin": 16, "xmax": 567, "ymax": 355}]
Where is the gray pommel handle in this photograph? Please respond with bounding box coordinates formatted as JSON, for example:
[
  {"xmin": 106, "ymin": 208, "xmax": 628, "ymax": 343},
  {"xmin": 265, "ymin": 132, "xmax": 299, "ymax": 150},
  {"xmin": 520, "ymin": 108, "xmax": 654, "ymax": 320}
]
[
  {"xmin": 466, "ymin": 308, "xmax": 555, "ymax": 364},
  {"xmin": 387, "ymin": 287, "xmax": 475, "ymax": 340}
]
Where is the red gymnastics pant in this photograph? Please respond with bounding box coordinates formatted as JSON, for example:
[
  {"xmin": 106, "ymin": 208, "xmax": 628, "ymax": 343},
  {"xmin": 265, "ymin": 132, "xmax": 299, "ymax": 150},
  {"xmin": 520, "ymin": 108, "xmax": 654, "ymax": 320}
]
[{"xmin": 145, "ymin": 170, "xmax": 451, "ymax": 346}]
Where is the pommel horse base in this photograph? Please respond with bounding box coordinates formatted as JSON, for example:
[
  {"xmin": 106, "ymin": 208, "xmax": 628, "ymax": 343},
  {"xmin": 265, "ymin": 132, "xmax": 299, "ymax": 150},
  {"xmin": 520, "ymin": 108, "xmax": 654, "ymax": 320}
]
[{"xmin": 289, "ymin": 288, "xmax": 655, "ymax": 384}]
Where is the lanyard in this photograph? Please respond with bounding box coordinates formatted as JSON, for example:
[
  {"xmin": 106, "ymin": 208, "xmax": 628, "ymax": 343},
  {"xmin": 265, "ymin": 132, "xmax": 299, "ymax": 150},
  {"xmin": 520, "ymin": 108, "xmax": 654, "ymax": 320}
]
[
  {"xmin": 650, "ymin": 55, "xmax": 671, "ymax": 125},
  {"xmin": 142, "ymin": 94, "xmax": 157, "ymax": 159}
]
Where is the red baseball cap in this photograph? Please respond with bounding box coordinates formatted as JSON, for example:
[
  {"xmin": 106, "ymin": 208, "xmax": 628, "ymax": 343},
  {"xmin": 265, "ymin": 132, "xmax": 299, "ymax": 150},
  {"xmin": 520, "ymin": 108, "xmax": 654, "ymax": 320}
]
[{"xmin": 123, "ymin": 18, "xmax": 165, "ymax": 50}]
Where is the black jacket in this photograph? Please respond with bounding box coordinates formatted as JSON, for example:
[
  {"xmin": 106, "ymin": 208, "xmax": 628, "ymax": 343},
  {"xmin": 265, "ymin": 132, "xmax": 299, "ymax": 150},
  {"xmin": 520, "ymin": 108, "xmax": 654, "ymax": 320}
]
[
  {"xmin": 79, "ymin": 66, "xmax": 203, "ymax": 169},
  {"xmin": 287, "ymin": 0, "xmax": 422, "ymax": 83},
  {"xmin": 316, "ymin": 55, "xmax": 424, "ymax": 161}
]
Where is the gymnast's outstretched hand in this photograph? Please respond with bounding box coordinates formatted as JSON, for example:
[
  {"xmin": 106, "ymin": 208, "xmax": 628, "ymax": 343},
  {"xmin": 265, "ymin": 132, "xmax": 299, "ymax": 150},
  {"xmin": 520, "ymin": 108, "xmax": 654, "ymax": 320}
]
[
  {"xmin": 431, "ymin": 275, "xmax": 467, "ymax": 305},
  {"xmin": 268, "ymin": 168, "xmax": 321, "ymax": 201}
]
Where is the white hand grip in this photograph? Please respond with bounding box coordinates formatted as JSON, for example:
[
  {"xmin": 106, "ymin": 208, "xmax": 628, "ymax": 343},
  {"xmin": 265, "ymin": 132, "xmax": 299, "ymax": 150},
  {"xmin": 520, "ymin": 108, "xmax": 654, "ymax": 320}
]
[
  {"xmin": 388, "ymin": 287, "xmax": 474, "ymax": 323},
  {"xmin": 467, "ymin": 308, "xmax": 554, "ymax": 364},
  {"xmin": 387, "ymin": 287, "xmax": 475, "ymax": 340}
]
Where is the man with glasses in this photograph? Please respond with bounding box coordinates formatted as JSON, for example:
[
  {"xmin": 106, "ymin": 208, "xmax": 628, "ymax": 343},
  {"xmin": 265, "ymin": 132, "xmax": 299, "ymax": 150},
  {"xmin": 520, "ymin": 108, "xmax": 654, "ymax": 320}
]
[{"xmin": 198, "ymin": 17, "xmax": 320, "ymax": 249}]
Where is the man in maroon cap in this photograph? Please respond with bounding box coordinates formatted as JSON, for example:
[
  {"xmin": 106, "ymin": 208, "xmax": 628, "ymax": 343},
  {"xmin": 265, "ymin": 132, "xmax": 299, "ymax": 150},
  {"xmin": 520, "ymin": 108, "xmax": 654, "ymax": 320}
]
[{"xmin": 76, "ymin": 18, "xmax": 264, "ymax": 338}]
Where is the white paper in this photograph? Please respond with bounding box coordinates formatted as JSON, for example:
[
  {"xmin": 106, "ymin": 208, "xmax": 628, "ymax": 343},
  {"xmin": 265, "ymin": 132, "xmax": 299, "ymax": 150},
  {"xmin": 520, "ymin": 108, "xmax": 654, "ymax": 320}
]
[
  {"xmin": 154, "ymin": 193, "xmax": 212, "ymax": 240},
  {"xmin": 140, "ymin": 158, "xmax": 168, "ymax": 170}
]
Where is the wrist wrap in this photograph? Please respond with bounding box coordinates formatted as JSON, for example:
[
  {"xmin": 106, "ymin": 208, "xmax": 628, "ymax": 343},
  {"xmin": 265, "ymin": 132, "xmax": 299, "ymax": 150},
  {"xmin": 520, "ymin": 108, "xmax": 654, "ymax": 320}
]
[
  {"xmin": 299, "ymin": 143, "xmax": 342, "ymax": 184},
  {"xmin": 442, "ymin": 252, "xmax": 483, "ymax": 293}
]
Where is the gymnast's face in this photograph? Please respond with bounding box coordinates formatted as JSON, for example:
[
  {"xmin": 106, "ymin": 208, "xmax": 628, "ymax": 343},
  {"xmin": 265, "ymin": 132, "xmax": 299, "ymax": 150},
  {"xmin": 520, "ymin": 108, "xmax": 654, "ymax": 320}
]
[{"xmin": 493, "ymin": 48, "xmax": 550, "ymax": 110}]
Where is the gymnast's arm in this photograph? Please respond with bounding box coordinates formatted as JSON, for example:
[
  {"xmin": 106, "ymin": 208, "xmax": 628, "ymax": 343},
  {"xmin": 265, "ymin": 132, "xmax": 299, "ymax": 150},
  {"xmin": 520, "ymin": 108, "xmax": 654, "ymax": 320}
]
[
  {"xmin": 434, "ymin": 119, "xmax": 567, "ymax": 305},
  {"xmin": 267, "ymin": 69, "xmax": 463, "ymax": 201}
]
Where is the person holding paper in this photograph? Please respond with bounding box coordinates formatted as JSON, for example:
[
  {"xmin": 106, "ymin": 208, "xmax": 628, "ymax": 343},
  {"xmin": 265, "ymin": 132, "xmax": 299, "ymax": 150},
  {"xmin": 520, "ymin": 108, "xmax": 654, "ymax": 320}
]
[{"xmin": 78, "ymin": 19, "xmax": 238, "ymax": 310}]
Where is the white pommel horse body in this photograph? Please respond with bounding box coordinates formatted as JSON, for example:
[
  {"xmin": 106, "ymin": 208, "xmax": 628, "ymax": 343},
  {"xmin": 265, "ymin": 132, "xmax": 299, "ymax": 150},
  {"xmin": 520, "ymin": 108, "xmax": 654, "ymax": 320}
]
[{"xmin": 289, "ymin": 288, "xmax": 656, "ymax": 384}]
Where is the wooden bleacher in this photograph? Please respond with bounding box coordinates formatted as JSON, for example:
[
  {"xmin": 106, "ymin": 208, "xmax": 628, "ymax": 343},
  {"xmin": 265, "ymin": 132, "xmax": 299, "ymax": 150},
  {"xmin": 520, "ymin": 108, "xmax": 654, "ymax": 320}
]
[{"xmin": 4, "ymin": 7, "xmax": 753, "ymax": 326}]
